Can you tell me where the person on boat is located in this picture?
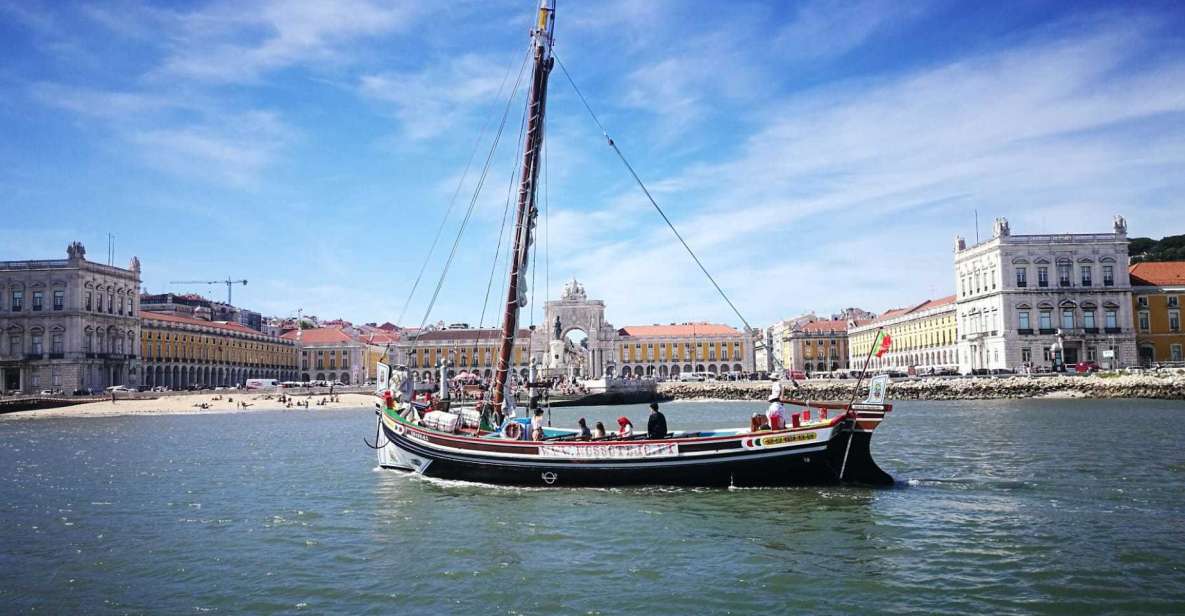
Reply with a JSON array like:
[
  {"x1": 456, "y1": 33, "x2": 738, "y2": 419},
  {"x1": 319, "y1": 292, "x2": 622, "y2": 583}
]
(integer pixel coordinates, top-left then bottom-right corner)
[
  {"x1": 577, "y1": 417, "x2": 592, "y2": 439},
  {"x1": 530, "y1": 407, "x2": 546, "y2": 441},
  {"x1": 766, "y1": 388, "x2": 786, "y2": 430},
  {"x1": 616, "y1": 416, "x2": 634, "y2": 438},
  {"x1": 750, "y1": 412, "x2": 769, "y2": 431},
  {"x1": 646, "y1": 402, "x2": 667, "y2": 439},
  {"x1": 503, "y1": 382, "x2": 517, "y2": 418},
  {"x1": 592, "y1": 421, "x2": 607, "y2": 438}
]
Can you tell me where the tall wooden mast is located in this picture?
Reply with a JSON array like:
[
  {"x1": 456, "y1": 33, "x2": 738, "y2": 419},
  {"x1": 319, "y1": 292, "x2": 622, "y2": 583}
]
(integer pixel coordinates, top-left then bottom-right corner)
[{"x1": 492, "y1": 0, "x2": 555, "y2": 410}]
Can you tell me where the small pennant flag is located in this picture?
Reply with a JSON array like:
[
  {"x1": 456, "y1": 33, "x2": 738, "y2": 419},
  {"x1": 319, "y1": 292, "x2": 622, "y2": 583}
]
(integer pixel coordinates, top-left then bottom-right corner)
[{"x1": 874, "y1": 330, "x2": 892, "y2": 357}]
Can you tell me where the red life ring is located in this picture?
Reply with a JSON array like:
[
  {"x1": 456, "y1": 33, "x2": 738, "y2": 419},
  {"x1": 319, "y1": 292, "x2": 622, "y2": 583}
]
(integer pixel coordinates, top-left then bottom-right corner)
[{"x1": 503, "y1": 422, "x2": 523, "y2": 440}]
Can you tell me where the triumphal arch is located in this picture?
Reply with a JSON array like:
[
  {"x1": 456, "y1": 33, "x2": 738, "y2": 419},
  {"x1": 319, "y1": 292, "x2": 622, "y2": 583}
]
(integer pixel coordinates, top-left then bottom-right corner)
[{"x1": 530, "y1": 279, "x2": 618, "y2": 378}]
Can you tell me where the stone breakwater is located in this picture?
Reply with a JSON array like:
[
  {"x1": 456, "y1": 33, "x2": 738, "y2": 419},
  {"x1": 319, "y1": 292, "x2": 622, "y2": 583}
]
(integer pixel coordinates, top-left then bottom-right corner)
[{"x1": 658, "y1": 372, "x2": 1185, "y2": 401}]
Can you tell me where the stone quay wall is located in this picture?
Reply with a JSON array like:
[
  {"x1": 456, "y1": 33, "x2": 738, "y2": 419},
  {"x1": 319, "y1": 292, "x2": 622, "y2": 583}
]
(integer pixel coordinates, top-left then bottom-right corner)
[{"x1": 658, "y1": 372, "x2": 1185, "y2": 401}]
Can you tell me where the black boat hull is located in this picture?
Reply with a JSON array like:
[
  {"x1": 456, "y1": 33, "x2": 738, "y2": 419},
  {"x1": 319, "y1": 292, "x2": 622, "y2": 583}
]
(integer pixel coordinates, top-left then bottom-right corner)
[{"x1": 379, "y1": 420, "x2": 892, "y2": 488}]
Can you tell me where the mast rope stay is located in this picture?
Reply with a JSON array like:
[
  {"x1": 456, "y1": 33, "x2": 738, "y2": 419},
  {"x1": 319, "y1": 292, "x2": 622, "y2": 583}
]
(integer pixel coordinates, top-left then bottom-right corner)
[
  {"x1": 396, "y1": 44, "x2": 531, "y2": 328},
  {"x1": 554, "y1": 55, "x2": 754, "y2": 333},
  {"x1": 470, "y1": 85, "x2": 531, "y2": 374},
  {"x1": 417, "y1": 44, "x2": 533, "y2": 332}
]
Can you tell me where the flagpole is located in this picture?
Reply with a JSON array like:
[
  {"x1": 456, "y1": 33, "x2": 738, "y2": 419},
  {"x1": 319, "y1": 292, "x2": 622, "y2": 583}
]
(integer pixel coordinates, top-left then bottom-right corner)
[
  {"x1": 840, "y1": 326, "x2": 884, "y2": 480},
  {"x1": 847, "y1": 327, "x2": 883, "y2": 407}
]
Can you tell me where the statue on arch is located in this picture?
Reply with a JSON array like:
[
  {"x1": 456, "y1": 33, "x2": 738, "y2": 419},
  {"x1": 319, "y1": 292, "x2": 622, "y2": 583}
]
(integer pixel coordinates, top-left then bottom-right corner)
[{"x1": 553, "y1": 316, "x2": 562, "y2": 341}]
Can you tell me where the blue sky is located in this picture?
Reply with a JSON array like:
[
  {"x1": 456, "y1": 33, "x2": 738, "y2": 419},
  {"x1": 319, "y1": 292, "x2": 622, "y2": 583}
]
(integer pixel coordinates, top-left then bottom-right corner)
[{"x1": 2, "y1": 0, "x2": 1184, "y2": 331}]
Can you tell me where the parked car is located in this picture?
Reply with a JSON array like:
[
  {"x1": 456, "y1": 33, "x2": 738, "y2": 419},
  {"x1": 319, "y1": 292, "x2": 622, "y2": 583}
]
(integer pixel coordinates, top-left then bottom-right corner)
[
  {"x1": 39, "y1": 389, "x2": 62, "y2": 396},
  {"x1": 787, "y1": 370, "x2": 807, "y2": 381},
  {"x1": 105, "y1": 385, "x2": 133, "y2": 392},
  {"x1": 1074, "y1": 361, "x2": 1100, "y2": 374}
]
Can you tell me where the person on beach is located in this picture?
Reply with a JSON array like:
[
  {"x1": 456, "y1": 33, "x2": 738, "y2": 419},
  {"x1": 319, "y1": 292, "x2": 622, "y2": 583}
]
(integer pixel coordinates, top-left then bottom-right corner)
[
  {"x1": 616, "y1": 416, "x2": 633, "y2": 438},
  {"x1": 646, "y1": 402, "x2": 667, "y2": 439},
  {"x1": 577, "y1": 417, "x2": 591, "y2": 439},
  {"x1": 593, "y1": 421, "x2": 607, "y2": 438}
]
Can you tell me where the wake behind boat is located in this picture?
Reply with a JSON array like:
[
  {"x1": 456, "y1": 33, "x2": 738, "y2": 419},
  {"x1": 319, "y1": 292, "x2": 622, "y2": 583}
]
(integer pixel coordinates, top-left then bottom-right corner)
[{"x1": 368, "y1": 1, "x2": 897, "y2": 488}]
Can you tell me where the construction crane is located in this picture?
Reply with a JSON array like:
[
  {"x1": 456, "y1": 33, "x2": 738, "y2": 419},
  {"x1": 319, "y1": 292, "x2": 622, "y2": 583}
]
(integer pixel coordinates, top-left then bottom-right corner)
[{"x1": 169, "y1": 278, "x2": 248, "y2": 305}]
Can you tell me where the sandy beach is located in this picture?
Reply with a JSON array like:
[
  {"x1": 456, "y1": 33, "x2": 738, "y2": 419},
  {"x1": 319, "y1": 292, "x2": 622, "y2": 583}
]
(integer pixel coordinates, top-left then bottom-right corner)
[{"x1": 0, "y1": 392, "x2": 377, "y2": 420}]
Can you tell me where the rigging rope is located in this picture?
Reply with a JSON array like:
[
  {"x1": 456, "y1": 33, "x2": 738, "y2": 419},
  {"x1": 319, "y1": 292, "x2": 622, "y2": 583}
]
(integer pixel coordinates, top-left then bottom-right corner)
[
  {"x1": 417, "y1": 45, "x2": 532, "y2": 332},
  {"x1": 544, "y1": 133, "x2": 551, "y2": 309},
  {"x1": 396, "y1": 45, "x2": 528, "y2": 327},
  {"x1": 471, "y1": 85, "x2": 531, "y2": 371},
  {"x1": 554, "y1": 55, "x2": 754, "y2": 333}
]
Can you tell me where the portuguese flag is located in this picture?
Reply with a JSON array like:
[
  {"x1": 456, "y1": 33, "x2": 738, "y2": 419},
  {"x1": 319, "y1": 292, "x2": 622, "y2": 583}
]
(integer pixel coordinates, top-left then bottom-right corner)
[{"x1": 874, "y1": 330, "x2": 892, "y2": 357}]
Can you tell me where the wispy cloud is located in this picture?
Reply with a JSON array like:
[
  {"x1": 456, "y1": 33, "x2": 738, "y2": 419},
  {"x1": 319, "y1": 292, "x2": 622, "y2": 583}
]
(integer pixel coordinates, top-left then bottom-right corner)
[
  {"x1": 359, "y1": 52, "x2": 520, "y2": 140},
  {"x1": 551, "y1": 17, "x2": 1185, "y2": 325},
  {"x1": 159, "y1": 0, "x2": 421, "y2": 83},
  {"x1": 30, "y1": 82, "x2": 291, "y2": 187},
  {"x1": 774, "y1": 0, "x2": 931, "y2": 59},
  {"x1": 129, "y1": 110, "x2": 293, "y2": 186},
  {"x1": 29, "y1": 82, "x2": 180, "y2": 119}
]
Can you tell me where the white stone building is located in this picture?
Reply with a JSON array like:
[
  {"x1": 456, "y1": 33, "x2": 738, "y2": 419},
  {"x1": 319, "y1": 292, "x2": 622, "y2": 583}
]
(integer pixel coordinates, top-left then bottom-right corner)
[
  {"x1": 0, "y1": 242, "x2": 142, "y2": 393},
  {"x1": 954, "y1": 216, "x2": 1137, "y2": 373}
]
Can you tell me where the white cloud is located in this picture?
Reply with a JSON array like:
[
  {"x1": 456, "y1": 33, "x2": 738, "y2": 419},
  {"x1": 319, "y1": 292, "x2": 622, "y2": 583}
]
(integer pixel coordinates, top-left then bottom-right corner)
[
  {"x1": 159, "y1": 0, "x2": 420, "y2": 83},
  {"x1": 774, "y1": 0, "x2": 930, "y2": 59},
  {"x1": 30, "y1": 81, "x2": 291, "y2": 187},
  {"x1": 359, "y1": 53, "x2": 520, "y2": 140},
  {"x1": 545, "y1": 19, "x2": 1185, "y2": 327},
  {"x1": 129, "y1": 110, "x2": 293, "y2": 187},
  {"x1": 29, "y1": 82, "x2": 179, "y2": 119}
]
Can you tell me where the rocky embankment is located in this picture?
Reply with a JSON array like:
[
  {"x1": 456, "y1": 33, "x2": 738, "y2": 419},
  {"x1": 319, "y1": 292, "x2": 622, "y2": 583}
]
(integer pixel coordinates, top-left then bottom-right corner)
[{"x1": 659, "y1": 371, "x2": 1185, "y2": 401}]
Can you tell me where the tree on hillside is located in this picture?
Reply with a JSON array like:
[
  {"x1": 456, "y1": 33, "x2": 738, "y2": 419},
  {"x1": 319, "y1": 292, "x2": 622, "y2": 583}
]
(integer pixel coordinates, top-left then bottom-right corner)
[
  {"x1": 1129, "y1": 234, "x2": 1185, "y2": 263},
  {"x1": 1128, "y1": 237, "x2": 1157, "y2": 256}
]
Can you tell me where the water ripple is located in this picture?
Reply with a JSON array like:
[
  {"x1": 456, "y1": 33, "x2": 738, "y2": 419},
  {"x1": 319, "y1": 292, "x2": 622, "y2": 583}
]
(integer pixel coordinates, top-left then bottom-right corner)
[{"x1": 0, "y1": 400, "x2": 1183, "y2": 614}]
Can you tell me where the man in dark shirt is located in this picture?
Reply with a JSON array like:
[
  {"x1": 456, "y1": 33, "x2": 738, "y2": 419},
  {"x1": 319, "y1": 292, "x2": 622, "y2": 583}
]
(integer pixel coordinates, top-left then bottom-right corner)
[{"x1": 646, "y1": 402, "x2": 668, "y2": 439}]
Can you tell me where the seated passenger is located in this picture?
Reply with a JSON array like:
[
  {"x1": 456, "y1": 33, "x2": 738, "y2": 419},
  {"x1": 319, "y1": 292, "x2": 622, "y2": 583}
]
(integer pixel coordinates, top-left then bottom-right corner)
[
  {"x1": 616, "y1": 416, "x2": 634, "y2": 438},
  {"x1": 577, "y1": 417, "x2": 592, "y2": 439},
  {"x1": 592, "y1": 421, "x2": 607, "y2": 438}
]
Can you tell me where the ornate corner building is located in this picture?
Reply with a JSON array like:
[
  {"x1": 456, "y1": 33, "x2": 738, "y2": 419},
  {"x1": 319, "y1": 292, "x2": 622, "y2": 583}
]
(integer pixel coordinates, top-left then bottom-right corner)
[
  {"x1": 953, "y1": 216, "x2": 1138, "y2": 373},
  {"x1": 0, "y1": 242, "x2": 142, "y2": 393}
]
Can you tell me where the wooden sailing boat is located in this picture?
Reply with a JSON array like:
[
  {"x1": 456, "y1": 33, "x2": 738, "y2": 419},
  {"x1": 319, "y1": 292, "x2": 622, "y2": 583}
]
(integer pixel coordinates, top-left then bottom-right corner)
[{"x1": 370, "y1": 0, "x2": 895, "y2": 487}]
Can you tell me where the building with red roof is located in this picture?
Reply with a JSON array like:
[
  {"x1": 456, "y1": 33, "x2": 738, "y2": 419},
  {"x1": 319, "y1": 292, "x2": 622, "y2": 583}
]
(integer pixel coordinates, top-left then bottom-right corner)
[
  {"x1": 385, "y1": 280, "x2": 755, "y2": 383},
  {"x1": 140, "y1": 310, "x2": 298, "y2": 388},
  {"x1": 614, "y1": 322, "x2": 751, "y2": 379},
  {"x1": 388, "y1": 327, "x2": 535, "y2": 383},
  {"x1": 281, "y1": 327, "x2": 366, "y2": 384},
  {"x1": 848, "y1": 295, "x2": 957, "y2": 374},
  {"x1": 776, "y1": 318, "x2": 852, "y2": 375},
  {"x1": 1130, "y1": 261, "x2": 1185, "y2": 364}
]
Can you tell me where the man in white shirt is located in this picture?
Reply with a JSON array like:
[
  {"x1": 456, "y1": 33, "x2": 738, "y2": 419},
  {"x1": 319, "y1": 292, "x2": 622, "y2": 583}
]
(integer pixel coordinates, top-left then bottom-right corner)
[{"x1": 766, "y1": 386, "x2": 786, "y2": 430}]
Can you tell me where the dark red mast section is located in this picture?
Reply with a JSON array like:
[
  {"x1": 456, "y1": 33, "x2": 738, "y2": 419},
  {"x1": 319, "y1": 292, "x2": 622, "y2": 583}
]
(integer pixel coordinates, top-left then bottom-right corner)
[{"x1": 492, "y1": 1, "x2": 555, "y2": 410}]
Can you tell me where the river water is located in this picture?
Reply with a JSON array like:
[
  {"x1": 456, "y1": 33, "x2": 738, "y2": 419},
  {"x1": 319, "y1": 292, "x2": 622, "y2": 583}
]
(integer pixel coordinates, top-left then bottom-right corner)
[{"x1": 1, "y1": 399, "x2": 1183, "y2": 614}]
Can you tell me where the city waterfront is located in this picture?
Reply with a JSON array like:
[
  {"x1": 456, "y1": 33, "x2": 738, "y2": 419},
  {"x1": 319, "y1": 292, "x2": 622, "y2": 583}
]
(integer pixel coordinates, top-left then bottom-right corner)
[{"x1": 2, "y1": 400, "x2": 1183, "y2": 614}]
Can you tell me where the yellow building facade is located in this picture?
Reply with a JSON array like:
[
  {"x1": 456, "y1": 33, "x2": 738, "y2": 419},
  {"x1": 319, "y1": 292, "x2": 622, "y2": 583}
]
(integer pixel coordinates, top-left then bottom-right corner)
[
  {"x1": 1131, "y1": 262, "x2": 1185, "y2": 365},
  {"x1": 392, "y1": 328, "x2": 534, "y2": 382},
  {"x1": 849, "y1": 296, "x2": 958, "y2": 373},
  {"x1": 141, "y1": 311, "x2": 298, "y2": 388},
  {"x1": 615, "y1": 323, "x2": 751, "y2": 379}
]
